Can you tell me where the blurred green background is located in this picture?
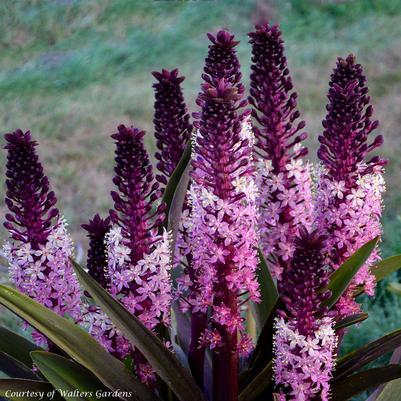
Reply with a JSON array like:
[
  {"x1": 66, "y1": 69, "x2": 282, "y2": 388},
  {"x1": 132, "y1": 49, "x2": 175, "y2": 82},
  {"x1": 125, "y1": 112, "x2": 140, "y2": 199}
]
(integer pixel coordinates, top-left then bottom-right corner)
[{"x1": 1, "y1": 1, "x2": 401, "y2": 398}]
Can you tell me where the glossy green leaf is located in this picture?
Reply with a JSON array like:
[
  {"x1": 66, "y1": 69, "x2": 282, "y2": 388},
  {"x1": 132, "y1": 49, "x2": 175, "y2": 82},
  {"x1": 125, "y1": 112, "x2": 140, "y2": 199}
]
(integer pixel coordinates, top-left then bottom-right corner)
[
  {"x1": 373, "y1": 377, "x2": 401, "y2": 401},
  {"x1": 0, "y1": 285, "x2": 158, "y2": 401},
  {"x1": 168, "y1": 162, "x2": 190, "y2": 257},
  {"x1": 334, "y1": 313, "x2": 368, "y2": 331},
  {"x1": 373, "y1": 255, "x2": 401, "y2": 282},
  {"x1": 0, "y1": 326, "x2": 39, "y2": 367},
  {"x1": 369, "y1": 347, "x2": 401, "y2": 400},
  {"x1": 334, "y1": 328, "x2": 401, "y2": 380},
  {"x1": 238, "y1": 361, "x2": 272, "y2": 401},
  {"x1": 331, "y1": 365, "x2": 401, "y2": 401},
  {"x1": 31, "y1": 351, "x2": 114, "y2": 401},
  {"x1": 0, "y1": 379, "x2": 61, "y2": 401},
  {"x1": 161, "y1": 141, "x2": 192, "y2": 229},
  {"x1": 324, "y1": 236, "x2": 379, "y2": 309},
  {"x1": 0, "y1": 352, "x2": 41, "y2": 380},
  {"x1": 251, "y1": 249, "x2": 278, "y2": 330},
  {"x1": 71, "y1": 260, "x2": 206, "y2": 401}
]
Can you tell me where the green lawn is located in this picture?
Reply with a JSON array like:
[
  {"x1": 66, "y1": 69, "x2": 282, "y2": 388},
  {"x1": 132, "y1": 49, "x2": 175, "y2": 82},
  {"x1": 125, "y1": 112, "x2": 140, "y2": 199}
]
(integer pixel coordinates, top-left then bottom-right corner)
[{"x1": 1, "y1": 1, "x2": 401, "y2": 398}]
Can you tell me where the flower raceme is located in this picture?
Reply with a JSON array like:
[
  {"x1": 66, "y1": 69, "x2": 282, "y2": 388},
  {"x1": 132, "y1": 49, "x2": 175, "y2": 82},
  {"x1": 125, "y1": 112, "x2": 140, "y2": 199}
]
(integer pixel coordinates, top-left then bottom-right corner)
[
  {"x1": 2, "y1": 129, "x2": 81, "y2": 346},
  {"x1": 316, "y1": 54, "x2": 387, "y2": 317},
  {"x1": 186, "y1": 29, "x2": 260, "y2": 401},
  {"x1": 107, "y1": 125, "x2": 171, "y2": 330},
  {"x1": 176, "y1": 30, "x2": 253, "y2": 391},
  {"x1": 83, "y1": 125, "x2": 172, "y2": 383},
  {"x1": 248, "y1": 23, "x2": 313, "y2": 280}
]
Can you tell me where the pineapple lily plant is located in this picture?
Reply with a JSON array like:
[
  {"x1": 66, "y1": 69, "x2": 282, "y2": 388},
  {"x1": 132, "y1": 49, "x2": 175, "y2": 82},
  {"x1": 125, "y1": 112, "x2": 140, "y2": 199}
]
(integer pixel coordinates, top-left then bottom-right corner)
[{"x1": 1, "y1": 23, "x2": 401, "y2": 401}]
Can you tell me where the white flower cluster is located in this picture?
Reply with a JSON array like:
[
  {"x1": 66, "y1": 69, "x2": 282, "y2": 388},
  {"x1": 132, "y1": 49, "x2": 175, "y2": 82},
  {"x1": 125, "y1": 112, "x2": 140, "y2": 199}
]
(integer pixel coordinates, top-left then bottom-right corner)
[
  {"x1": 315, "y1": 167, "x2": 385, "y2": 316},
  {"x1": 3, "y1": 218, "x2": 82, "y2": 346},
  {"x1": 83, "y1": 227, "x2": 172, "y2": 362},
  {"x1": 273, "y1": 317, "x2": 337, "y2": 401}
]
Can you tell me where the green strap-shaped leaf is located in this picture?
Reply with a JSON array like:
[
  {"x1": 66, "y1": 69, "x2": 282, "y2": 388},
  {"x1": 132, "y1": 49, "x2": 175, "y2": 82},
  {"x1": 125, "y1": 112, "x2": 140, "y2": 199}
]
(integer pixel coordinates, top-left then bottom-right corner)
[
  {"x1": 331, "y1": 365, "x2": 401, "y2": 401},
  {"x1": 161, "y1": 141, "x2": 192, "y2": 229},
  {"x1": 323, "y1": 236, "x2": 379, "y2": 309},
  {"x1": 334, "y1": 328, "x2": 401, "y2": 380},
  {"x1": 373, "y1": 255, "x2": 401, "y2": 282},
  {"x1": 238, "y1": 361, "x2": 272, "y2": 401},
  {"x1": 0, "y1": 352, "x2": 41, "y2": 380},
  {"x1": 367, "y1": 348, "x2": 401, "y2": 400},
  {"x1": 240, "y1": 299, "x2": 280, "y2": 391},
  {"x1": 251, "y1": 249, "x2": 278, "y2": 331},
  {"x1": 168, "y1": 162, "x2": 190, "y2": 259},
  {"x1": 355, "y1": 255, "x2": 401, "y2": 297},
  {"x1": 0, "y1": 326, "x2": 40, "y2": 367},
  {"x1": 71, "y1": 260, "x2": 206, "y2": 401},
  {"x1": 334, "y1": 313, "x2": 368, "y2": 331},
  {"x1": 31, "y1": 351, "x2": 115, "y2": 401},
  {"x1": 373, "y1": 378, "x2": 401, "y2": 401},
  {"x1": 0, "y1": 285, "x2": 159, "y2": 401},
  {"x1": 0, "y1": 378, "x2": 62, "y2": 401}
]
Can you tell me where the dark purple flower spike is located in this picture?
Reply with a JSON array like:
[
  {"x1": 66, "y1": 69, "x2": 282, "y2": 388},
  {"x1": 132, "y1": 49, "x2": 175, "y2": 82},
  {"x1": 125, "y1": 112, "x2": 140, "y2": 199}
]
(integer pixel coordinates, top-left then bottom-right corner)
[
  {"x1": 274, "y1": 228, "x2": 337, "y2": 400},
  {"x1": 82, "y1": 214, "x2": 111, "y2": 289},
  {"x1": 318, "y1": 54, "x2": 387, "y2": 184},
  {"x1": 4, "y1": 129, "x2": 58, "y2": 247},
  {"x1": 3, "y1": 129, "x2": 82, "y2": 345},
  {"x1": 279, "y1": 228, "x2": 331, "y2": 336},
  {"x1": 249, "y1": 22, "x2": 307, "y2": 170},
  {"x1": 188, "y1": 30, "x2": 259, "y2": 401},
  {"x1": 109, "y1": 124, "x2": 165, "y2": 265},
  {"x1": 316, "y1": 55, "x2": 387, "y2": 317},
  {"x1": 152, "y1": 68, "x2": 192, "y2": 184},
  {"x1": 248, "y1": 23, "x2": 313, "y2": 280}
]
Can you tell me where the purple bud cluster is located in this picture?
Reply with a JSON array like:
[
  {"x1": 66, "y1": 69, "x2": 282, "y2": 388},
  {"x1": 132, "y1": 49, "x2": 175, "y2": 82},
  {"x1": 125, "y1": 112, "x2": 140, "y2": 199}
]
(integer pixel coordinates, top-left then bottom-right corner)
[
  {"x1": 82, "y1": 214, "x2": 111, "y2": 289},
  {"x1": 279, "y1": 229, "x2": 331, "y2": 336},
  {"x1": 152, "y1": 68, "x2": 192, "y2": 183},
  {"x1": 4, "y1": 130, "x2": 58, "y2": 246}
]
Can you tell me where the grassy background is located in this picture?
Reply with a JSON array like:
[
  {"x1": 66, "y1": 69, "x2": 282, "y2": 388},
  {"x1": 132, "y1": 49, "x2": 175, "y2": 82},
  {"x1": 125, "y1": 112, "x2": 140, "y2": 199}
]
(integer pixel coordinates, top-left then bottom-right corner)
[{"x1": 1, "y1": 0, "x2": 401, "y2": 398}]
